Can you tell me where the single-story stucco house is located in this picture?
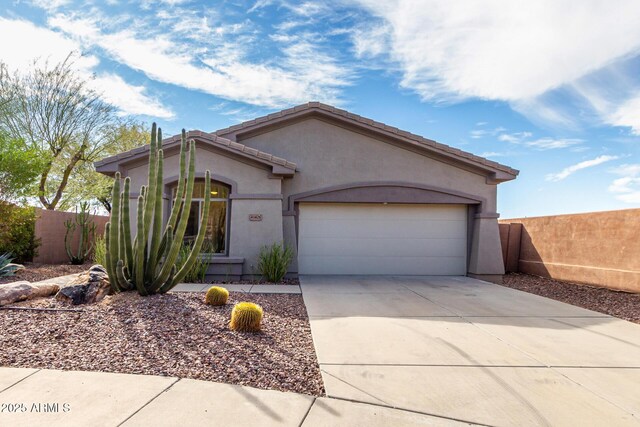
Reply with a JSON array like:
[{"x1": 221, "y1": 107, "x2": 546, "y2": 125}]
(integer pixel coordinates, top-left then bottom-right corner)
[{"x1": 95, "y1": 102, "x2": 518, "y2": 283}]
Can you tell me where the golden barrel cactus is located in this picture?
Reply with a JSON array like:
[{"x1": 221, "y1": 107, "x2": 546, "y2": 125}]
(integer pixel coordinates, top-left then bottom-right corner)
[
  {"x1": 205, "y1": 286, "x2": 229, "y2": 306},
  {"x1": 230, "y1": 302, "x2": 263, "y2": 332}
]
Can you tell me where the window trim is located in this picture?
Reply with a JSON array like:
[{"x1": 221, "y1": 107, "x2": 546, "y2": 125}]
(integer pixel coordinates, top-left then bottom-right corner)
[{"x1": 171, "y1": 180, "x2": 231, "y2": 256}]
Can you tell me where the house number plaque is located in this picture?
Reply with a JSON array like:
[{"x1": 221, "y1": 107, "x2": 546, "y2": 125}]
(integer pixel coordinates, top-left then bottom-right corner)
[{"x1": 249, "y1": 214, "x2": 263, "y2": 221}]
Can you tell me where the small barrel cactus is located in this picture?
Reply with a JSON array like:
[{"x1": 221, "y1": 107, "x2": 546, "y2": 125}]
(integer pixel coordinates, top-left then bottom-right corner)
[
  {"x1": 230, "y1": 302, "x2": 263, "y2": 332},
  {"x1": 205, "y1": 286, "x2": 229, "y2": 306}
]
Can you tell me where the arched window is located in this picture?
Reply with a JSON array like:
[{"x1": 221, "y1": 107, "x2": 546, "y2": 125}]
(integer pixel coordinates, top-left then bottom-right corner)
[{"x1": 171, "y1": 180, "x2": 229, "y2": 255}]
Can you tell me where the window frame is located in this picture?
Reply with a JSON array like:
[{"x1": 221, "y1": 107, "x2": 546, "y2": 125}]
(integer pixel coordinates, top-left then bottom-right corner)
[{"x1": 171, "y1": 180, "x2": 231, "y2": 256}]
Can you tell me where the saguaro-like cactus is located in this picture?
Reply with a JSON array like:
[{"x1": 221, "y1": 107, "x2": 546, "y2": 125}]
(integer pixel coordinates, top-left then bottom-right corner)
[
  {"x1": 64, "y1": 202, "x2": 97, "y2": 265},
  {"x1": 105, "y1": 124, "x2": 211, "y2": 295}
]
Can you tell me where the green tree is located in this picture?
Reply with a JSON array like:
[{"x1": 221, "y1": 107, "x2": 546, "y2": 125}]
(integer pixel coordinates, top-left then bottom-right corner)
[
  {"x1": 60, "y1": 121, "x2": 150, "y2": 212},
  {"x1": 0, "y1": 131, "x2": 45, "y2": 201},
  {"x1": 0, "y1": 55, "x2": 120, "y2": 210}
]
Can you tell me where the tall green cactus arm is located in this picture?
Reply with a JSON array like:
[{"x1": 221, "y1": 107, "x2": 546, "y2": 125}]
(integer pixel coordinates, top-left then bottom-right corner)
[
  {"x1": 143, "y1": 128, "x2": 159, "y2": 282},
  {"x1": 104, "y1": 222, "x2": 118, "y2": 293},
  {"x1": 84, "y1": 222, "x2": 97, "y2": 260},
  {"x1": 151, "y1": 139, "x2": 197, "y2": 291},
  {"x1": 143, "y1": 124, "x2": 157, "y2": 239},
  {"x1": 158, "y1": 130, "x2": 187, "y2": 256},
  {"x1": 116, "y1": 260, "x2": 132, "y2": 290},
  {"x1": 134, "y1": 195, "x2": 148, "y2": 296},
  {"x1": 121, "y1": 177, "x2": 134, "y2": 275},
  {"x1": 107, "y1": 172, "x2": 122, "y2": 291},
  {"x1": 166, "y1": 130, "x2": 187, "y2": 232},
  {"x1": 164, "y1": 170, "x2": 211, "y2": 291},
  {"x1": 163, "y1": 225, "x2": 173, "y2": 259},
  {"x1": 63, "y1": 220, "x2": 76, "y2": 262},
  {"x1": 146, "y1": 149, "x2": 165, "y2": 280},
  {"x1": 118, "y1": 193, "x2": 126, "y2": 273}
]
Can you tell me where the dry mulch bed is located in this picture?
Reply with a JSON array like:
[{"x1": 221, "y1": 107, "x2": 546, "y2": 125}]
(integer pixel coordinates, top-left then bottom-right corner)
[
  {"x1": 0, "y1": 263, "x2": 90, "y2": 285},
  {"x1": 212, "y1": 278, "x2": 300, "y2": 286},
  {"x1": 502, "y1": 273, "x2": 640, "y2": 324},
  {"x1": 0, "y1": 292, "x2": 324, "y2": 396}
]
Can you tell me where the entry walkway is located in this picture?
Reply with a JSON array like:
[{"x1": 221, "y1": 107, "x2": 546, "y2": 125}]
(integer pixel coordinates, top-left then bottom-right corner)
[{"x1": 301, "y1": 275, "x2": 640, "y2": 426}]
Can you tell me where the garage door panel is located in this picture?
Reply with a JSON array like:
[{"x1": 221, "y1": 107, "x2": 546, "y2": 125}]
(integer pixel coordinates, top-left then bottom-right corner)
[
  {"x1": 298, "y1": 255, "x2": 466, "y2": 275},
  {"x1": 300, "y1": 203, "x2": 466, "y2": 221},
  {"x1": 298, "y1": 203, "x2": 468, "y2": 275},
  {"x1": 300, "y1": 219, "x2": 466, "y2": 239},
  {"x1": 299, "y1": 237, "x2": 467, "y2": 257}
]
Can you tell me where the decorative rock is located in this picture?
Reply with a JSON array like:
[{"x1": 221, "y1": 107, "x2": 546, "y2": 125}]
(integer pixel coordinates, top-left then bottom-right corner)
[
  {"x1": 0, "y1": 281, "x2": 60, "y2": 306},
  {"x1": 56, "y1": 264, "x2": 111, "y2": 305}
]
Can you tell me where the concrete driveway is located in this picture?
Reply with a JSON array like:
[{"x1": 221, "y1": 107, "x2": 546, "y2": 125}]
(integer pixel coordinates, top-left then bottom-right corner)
[{"x1": 301, "y1": 275, "x2": 640, "y2": 426}]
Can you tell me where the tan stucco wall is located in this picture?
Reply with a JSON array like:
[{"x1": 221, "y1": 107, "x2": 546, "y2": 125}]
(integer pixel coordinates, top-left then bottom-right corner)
[
  {"x1": 228, "y1": 199, "x2": 284, "y2": 273},
  {"x1": 125, "y1": 146, "x2": 281, "y2": 194},
  {"x1": 123, "y1": 146, "x2": 283, "y2": 275},
  {"x1": 240, "y1": 118, "x2": 496, "y2": 211},
  {"x1": 240, "y1": 118, "x2": 504, "y2": 277},
  {"x1": 34, "y1": 208, "x2": 109, "y2": 264},
  {"x1": 500, "y1": 209, "x2": 640, "y2": 293}
]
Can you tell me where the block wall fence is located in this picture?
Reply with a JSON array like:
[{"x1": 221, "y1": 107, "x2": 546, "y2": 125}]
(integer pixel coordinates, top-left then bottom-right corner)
[
  {"x1": 499, "y1": 208, "x2": 640, "y2": 293},
  {"x1": 33, "y1": 208, "x2": 109, "y2": 264}
]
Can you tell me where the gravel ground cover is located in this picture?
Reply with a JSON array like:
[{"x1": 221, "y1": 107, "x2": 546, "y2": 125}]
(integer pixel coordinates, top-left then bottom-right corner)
[
  {"x1": 210, "y1": 278, "x2": 300, "y2": 286},
  {"x1": 502, "y1": 273, "x2": 640, "y2": 324},
  {"x1": 0, "y1": 291, "x2": 324, "y2": 396},
  {"x1": 0, "y1": 263, "x2": 90, "y2": 285}
]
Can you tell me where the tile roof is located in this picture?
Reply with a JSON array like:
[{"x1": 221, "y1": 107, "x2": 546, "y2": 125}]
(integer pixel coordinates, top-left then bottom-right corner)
[
  {"x1": 94, "y1": 130, "x2": 297, "y2": 171},
  {"x1": 215, "y1": 102, "x2": 518, "y2": 177}
]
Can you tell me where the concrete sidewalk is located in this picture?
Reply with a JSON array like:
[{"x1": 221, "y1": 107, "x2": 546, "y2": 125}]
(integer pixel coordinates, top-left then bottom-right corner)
[
  {"x1": 301, "y1": 275, "x2": 640, "y2": 426},
  {"x1": 0, "y1": 368, "x2": 466, "y2": 426}
]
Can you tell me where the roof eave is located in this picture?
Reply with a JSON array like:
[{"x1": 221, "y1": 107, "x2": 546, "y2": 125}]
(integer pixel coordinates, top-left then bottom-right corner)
[{"x1": 94, "y1": 131, "x2": 297, "y2": 177}]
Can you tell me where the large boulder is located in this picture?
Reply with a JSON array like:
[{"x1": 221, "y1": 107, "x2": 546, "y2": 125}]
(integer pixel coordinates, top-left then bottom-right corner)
[
  {"x1": 56, "y1": 264, "x2": 111, "y2": 305},
  {"x1": 0, "y1": 281, "x2": 60, "y2": 306}
]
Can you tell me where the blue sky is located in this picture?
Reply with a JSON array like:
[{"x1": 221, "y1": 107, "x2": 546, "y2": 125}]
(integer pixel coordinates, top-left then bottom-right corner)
[{"x1": 2, "y1": 0, "x2": 640, "y2": 218}]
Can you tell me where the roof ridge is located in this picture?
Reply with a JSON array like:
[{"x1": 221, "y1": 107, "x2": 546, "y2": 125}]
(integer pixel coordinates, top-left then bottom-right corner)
[{"x1": 214, "y1": 102, "x2": 518, "y2": 176}]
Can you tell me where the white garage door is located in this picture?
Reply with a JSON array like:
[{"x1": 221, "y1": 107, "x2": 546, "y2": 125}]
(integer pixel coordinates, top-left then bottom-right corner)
[{"x1": 298, "y1": 203, "x2": 467, "y2": 275}]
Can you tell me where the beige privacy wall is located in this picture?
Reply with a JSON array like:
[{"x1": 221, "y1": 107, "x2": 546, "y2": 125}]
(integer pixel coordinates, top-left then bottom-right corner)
[
  {"x1": 34, "y1": 208, "x2": 109, "y2": 264},
  {"x1": 499, "y1": 208, "x2": 640, "y2": 293}
]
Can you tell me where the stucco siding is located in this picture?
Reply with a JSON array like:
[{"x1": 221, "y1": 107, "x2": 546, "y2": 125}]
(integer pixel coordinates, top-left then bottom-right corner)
[
  {"x1": 239, "y1": 118, "x2": 504, "y2": 279},
  {"x1": 239, "y1": 118, "x2": 496, "y2": 212},
  {"x1": 229, "y1": 199, "x2": 284, "y2": 275},
  {"x1": 122, "y1": 146, "x2": 284, "y2": 275},
  {"x1": 124, "y1": 146, "x2": 281, "y2": 195}
]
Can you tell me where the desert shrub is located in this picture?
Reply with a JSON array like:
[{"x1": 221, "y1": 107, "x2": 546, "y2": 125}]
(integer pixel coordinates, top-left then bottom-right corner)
[
  {"x1": 257, "y1": 242, "x2": 293, "y2": 283},
  {"x1": 0, "y1": 202, "x2": 39, "y2": 263},
  {"x1": 0, "y1": 252, "x2": 24, "y2": 277},
  {"x1": 230, "y1": 302, "x2": 263, "y2": 332},
  {"x1": 176, "y1": 241, "x2": 208, "y2": 283},
  {"x1": 93, "y1": 235, "x2": 107, "y2": 266},
  {"x1": 205, "y1": 286, "x2": 229, "y2": 306},
  {"x1": 64, "y1": 202, "x2": 97, "y2": 265}
]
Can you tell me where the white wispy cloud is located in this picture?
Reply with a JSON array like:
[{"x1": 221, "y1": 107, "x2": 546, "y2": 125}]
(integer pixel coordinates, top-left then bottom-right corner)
[
  {"x1": 93, "y1": 74, "x2": 173, "y2": 118},
  {"x1": 0, "y1": 17, "x2": 173, "y2": 118},
  {"x1": 469, "y1": 126, "x2": 506, "y2": 139},
  {"x1": 28, "y1": 0, "x2": 70, "y2": 12},
  {"x1": 497, "y1": 131, "x2": 582, "y2": 150},
  {"x1": 606, "y1": 95, "x2": 640, "y2": 136},
  {"x1": 353, "y1": 0, "x2": 640, "y2": 100},
  {"x1": 498, "y1": 132, "x2": 532, "y2": 144},
  {"x1": 546, "y1": 155, "x2": 619, "y2": 182},
  {"x1": 525, "y1": 138, "x2": 583, "y2": 150},
  {"x1": 609, "y1": 164, "x2": 640, "y2": 203},
  {"x1": 351, "y1": 0, "x2": 640, "y2": 133},
  {"x1": 49, "y1": 13, "x2": 353, "y2": 108},
  {"x1": 479, "y1": 151, "x2": 508, "y2": 158}
]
